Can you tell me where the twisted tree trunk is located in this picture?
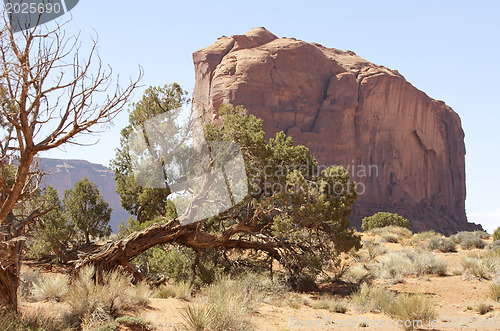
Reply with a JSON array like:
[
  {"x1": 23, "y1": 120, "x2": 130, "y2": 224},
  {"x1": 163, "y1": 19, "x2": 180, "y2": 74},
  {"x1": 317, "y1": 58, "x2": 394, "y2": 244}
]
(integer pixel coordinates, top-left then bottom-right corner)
[{"x1": 75, "y1": 218, "x2": 282, "y2": 282}]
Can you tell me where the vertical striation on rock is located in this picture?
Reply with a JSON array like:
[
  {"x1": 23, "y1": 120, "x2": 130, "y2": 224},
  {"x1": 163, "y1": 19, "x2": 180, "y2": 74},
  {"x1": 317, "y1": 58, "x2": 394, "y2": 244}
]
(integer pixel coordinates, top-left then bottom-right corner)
[{"x1": 193, "y1": 27, "x2": 481, "y2": 234}]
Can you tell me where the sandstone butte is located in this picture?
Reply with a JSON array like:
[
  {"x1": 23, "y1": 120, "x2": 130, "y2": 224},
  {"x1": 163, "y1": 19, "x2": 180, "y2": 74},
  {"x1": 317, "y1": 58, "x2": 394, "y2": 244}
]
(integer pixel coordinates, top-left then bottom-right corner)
[{"x1": 192, "y1": 27, "x2": 481, "y2": 235}]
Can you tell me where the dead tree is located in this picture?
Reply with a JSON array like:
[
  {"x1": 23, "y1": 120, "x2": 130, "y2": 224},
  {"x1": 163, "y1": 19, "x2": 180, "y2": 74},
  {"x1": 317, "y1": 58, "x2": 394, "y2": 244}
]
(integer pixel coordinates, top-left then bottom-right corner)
[{"x1": 0, "y1": 14, "x2": 141, "y2": 310}]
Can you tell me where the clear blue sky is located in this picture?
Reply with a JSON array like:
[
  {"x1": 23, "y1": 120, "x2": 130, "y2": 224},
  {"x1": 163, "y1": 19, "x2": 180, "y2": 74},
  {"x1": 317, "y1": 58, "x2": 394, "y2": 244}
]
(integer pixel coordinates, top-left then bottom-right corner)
[{"x1": 40, "y1": 0, "x2": 500, "y2": 232}]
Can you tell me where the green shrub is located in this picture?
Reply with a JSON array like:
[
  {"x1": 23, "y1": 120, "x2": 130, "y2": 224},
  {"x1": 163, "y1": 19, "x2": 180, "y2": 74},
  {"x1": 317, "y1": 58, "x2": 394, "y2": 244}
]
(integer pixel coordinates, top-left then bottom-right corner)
[
  {"x1": 388, "y1": 293, "x2": 437, "y2": 331},
  {"x1": 493, "y1": 227, "x2": 500, "y2": 242},
  {"x1": 362, "y1": 212, "x2": 410, "y2": 231},
  {"x1": 115, "y1": 316, "x2": 149, "y2": 329}
]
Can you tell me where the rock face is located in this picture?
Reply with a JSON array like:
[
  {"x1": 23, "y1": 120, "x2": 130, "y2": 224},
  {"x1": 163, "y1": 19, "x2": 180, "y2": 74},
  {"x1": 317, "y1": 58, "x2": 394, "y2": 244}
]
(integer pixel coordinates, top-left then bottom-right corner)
[
  {"x1": 192, "y1": 27, "x2": 481, "y2": 234},
  {"x1": 40, "y1": 158, "x2": 130, "y2": 232}
]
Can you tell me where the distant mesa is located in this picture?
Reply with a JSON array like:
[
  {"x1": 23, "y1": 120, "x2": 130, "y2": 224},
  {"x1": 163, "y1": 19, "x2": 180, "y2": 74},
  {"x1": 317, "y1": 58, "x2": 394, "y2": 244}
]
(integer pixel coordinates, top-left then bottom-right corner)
[
  {"x1": 40, "y1": 158, "x2": 129, "y2": 233},
  {"x1": 192, "y1": 27, "x2": 481, "y2": 234}
]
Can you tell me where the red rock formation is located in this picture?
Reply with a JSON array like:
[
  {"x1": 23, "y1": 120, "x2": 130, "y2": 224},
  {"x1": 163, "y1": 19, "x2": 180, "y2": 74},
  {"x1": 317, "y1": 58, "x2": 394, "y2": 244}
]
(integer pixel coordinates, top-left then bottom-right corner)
[{"x1": 193, "y1": 27, "x2": 481, "y2": 234}]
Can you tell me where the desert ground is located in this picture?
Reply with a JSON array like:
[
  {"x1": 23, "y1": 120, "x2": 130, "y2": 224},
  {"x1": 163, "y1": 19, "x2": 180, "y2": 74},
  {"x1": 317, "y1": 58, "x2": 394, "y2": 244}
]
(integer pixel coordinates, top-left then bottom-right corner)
[{"x1": 16, "y1": 228, "x2": 500, "y2": 331}]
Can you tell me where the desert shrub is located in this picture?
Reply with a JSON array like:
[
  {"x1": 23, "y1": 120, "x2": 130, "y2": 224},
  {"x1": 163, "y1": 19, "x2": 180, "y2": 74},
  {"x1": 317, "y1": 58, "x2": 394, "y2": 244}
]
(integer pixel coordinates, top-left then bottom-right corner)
[
  {"x1": 367, "y1": 226, "x2": 412, "y2": 237},
  {"x1": 476, "y1": 303, "x2": 493, "y2": 315},
  {"x1": 388, "y1": 293, "x2": 437, "y2": 331},
  {"x1": 376, "y1": 252, "x2": 413, "y2": 283},
  {"x1": 362, "y1": 212, "x2": 410, "y2": 231},
  {"x1": 312, "y1": 295, "x2": 348, "y2": 313},
  {"x1": 493, "y1": 227, "x2": 500, "y2": 242},
  {"x1": 189, "y1": 275, "x2": 258, "y2": 331},
  {"x1": 367, "y1": 226, "x2": 412, "y2": 243},
  {"x1": 452, "y1": 231, "x2": 486, "y2": 249},
  {"x1": 460, "y1": 256, "x2": 495, "y2": 280},
  {"x1": 403, "y1": 249, "x2": 448, "y2": 276},
  {"x1": 280, "y1": 292, "x2": 311, "y2": 309},
  {"x1": 489, "y1": 240, "x2": 500, "y2": 251},
  {"x1": 115, "y1": 316, "x2": 150, "y2": 329},
  {"x1": 156, "y1": 281, "x2": 192, "y2": 301},
  {"x1": 410, "y1": 230, "x2": 439, "y2": 245},
  {"x1": 66, "y1": 266, "x2": 151, "y2": 326},
  {"x1": 342, "y1": 265, "x2": 371, "y2": 284},
  {"x1": 474, "y1": 230, "x2": 490, "y2": 239},
  {"x1": 428, "y1": 237, "x2": 457, "y2": 253},
  {"x1": 181, "y1": 304, "x2": 216, "y2": 331},
  {"x1": 18, "y1": 270, "x2": 41, "y2": 301},
  {"x1": 360, "y1": 239, "x2": 387, "y2": 262},
  {"x1": 490, "y1": 278, "x2": 500, "y2": 302},
  {"x1": 0, "y1": 310, "x2": 70, "y2": 331},
  {"x1": 32, "y1": 274, "x2": 69, "y2": 302},
  {"x1": 132, "y1": 245, "x2": 195, "y2": 282},
  {"x1": 350, "y1": 283, "x2": 395, "y2": 313}
]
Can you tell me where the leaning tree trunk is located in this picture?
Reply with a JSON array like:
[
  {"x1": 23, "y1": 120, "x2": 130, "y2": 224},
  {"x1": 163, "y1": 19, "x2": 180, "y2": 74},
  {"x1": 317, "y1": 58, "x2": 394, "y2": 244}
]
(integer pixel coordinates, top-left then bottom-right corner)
[{"x1": 75, "y1": 218, "x2": 283, "y2": 283}]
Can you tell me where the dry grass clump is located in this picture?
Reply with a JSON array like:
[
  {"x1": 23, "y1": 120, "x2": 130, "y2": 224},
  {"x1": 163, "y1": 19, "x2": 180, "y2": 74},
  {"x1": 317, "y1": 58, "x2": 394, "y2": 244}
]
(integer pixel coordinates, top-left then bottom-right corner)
[
  {"x1": 403, "y1": 249, "x2": 448, "y2": 276},
  {"x1": 367, "y1": 226, "x2": 412, "y2": 243},
  {"x1": 427, "y1": 237, "x2": 457, "y2": 253},
  {"x1": 32, "y1": 274, "x2": 70, "y2": 302},
  {"x1": 376, "y1": 252, "x2": 413, "y2": 283},
  {"x1": 388, "y1": 293, "x2": 438, "y2": 331},
  {"x1": 0, "y1": 309, "x2": 70, "y2": 331},
  {"x1": 341, "y1": 265, "x2": 371, "y2": 284},
  {"x1": 66, "y1": 266, "x2": 151, "y2": 327},
  {"x1": 156, "y1": 281, "x2": 192, "y2": 300},
  {"x1": 410, "y1": 230, "x2": 440, "y2": 246},
  {"x1": 350, "y1": 283, "x2": 395, "y2": 313},
  {"x1": 461, "y1": 251, "x2": 499, "y2": 280},
  {"x1": 18, "y1": 270, "x2": 41, "y2": 301},
  {"x1": 451, "y1": 231, "x2": 487, "y2": 249},
  {"x1": 182, "y1": 274, "x2": 262, "y2": 331},
  {"x1": 312, "y1": 295, "x2": 348, "y2": 313},
  {"x1": 359, "y1": 239, "x2": 387, "y2": 262},
  {"x1": 490, "y1": 278, "x2": 500, "y2": 302}
]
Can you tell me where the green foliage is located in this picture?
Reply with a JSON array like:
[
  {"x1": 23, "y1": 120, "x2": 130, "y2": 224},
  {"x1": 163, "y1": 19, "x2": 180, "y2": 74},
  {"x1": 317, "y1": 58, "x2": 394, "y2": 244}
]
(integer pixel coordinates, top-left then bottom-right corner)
[
  {"x1": 113, "y1": 89, "x2": 361, "y2": 285},
  {"x1": 111, "y1": 84, "x2": 188, "y2": 223},
  {"x1": 26, "y1": 186, "x2": 72, "y2": 260},
  {"x1": 361, "y1": 212, "x2": 410, "y2": 231},
  {"x1": 63, "y1": 177, "x2": 112, "y2": 244},
  {"x1": 493, "y1": 226, "x2": 500, "y2": 242}
]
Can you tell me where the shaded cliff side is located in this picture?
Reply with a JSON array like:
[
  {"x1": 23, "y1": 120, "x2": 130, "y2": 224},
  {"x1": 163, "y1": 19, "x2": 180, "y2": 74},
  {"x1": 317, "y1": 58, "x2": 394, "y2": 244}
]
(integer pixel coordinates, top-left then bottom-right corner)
[{"x1": 192, "y1": 27, "x2": 481, "y2": 234}]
